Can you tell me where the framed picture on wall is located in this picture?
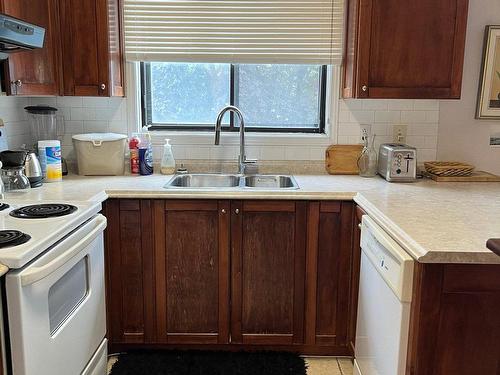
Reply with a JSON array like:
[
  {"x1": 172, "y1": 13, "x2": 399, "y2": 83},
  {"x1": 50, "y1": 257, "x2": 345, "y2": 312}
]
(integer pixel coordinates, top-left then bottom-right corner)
[{"x1": 477, "y1": 25, "x2": 500, "y2": 120}]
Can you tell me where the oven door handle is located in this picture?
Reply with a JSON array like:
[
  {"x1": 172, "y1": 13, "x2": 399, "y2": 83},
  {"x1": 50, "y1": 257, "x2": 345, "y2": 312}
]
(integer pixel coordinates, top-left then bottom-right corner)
[{"x1": 20, "y1": 215, "x2": 107, "y2": 287}]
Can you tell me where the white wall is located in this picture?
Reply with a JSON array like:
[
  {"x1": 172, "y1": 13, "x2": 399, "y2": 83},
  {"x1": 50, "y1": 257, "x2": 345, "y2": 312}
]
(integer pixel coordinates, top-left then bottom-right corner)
[{"x1": 438, "y1": 0, "x2": 500, "y2": 173}]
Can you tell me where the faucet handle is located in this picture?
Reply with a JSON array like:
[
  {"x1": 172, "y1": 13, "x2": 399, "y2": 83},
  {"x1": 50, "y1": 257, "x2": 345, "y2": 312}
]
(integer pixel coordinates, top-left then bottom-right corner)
[{"x1": 242, "y1": 159, "x2": 259, "y2": 175}]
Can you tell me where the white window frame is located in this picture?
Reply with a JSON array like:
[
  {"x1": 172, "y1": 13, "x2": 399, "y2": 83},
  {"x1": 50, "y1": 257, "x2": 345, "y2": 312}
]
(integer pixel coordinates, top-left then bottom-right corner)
[{"x1": 126, "y1": 62, "x2": 340, "y2": 147}]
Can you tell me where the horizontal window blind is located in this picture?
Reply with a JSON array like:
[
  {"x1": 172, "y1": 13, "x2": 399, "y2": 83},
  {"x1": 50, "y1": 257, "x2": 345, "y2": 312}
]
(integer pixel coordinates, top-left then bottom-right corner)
[{"x1": 124, "y1": 0, "x2": 345, "y2": 64}]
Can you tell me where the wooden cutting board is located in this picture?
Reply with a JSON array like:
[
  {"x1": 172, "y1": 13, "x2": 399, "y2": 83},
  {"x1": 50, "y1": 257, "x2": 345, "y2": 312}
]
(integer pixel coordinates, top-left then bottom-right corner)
[
  {"x1": 423, "y1": 171, "x2": 500, "y2": 182},
  {"x1": 325, "y1": 144, "x2": 363, "y2": 175}
]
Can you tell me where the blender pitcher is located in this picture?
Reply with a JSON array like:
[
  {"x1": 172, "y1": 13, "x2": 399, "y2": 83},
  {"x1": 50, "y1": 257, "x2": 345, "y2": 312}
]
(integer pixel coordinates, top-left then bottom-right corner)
[{"x1": 24, "y1": 106, "x2": 65, "y2": 150}]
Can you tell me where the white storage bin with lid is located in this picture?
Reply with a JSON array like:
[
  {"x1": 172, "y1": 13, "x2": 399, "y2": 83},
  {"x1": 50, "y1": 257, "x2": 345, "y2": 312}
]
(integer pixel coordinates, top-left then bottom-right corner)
[{"x1": 72, "y1": 133, "x2": 127, "y2": 176}]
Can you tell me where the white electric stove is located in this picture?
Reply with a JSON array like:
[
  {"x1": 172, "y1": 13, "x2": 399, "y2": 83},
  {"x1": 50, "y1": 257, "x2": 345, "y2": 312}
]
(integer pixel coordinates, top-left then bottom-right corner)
[
  {"x1": 0, "y1": 199, "x2": 108, "y2": 375},
  {"x1": 0, "y1": 200, "x2": 101, "y2": 268}
]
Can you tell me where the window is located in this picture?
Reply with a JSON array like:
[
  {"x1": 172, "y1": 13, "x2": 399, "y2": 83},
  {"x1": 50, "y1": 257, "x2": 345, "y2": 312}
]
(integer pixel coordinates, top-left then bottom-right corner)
[{"x1": 141, "y1": 63, "x2": 327, "y2": 133}]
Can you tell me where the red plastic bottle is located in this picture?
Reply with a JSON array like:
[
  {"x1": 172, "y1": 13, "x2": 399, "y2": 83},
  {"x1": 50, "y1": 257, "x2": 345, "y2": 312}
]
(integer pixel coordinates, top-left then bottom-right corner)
[{"x1": 129, "y1": 136, "x2": 140, "y2": 175}]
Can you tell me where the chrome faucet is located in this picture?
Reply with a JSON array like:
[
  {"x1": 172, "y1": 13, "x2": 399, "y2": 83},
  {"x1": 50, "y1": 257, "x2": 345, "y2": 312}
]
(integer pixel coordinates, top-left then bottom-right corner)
[{"x1": 215, "y1": 106, "x2": 257, "y2": 174}]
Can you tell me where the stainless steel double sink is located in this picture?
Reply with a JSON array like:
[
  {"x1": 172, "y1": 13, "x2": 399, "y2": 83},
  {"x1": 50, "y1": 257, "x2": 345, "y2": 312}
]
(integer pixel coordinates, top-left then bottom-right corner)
[{"x1": 165, "y1": 174, "x2": 299, "y2": 190}]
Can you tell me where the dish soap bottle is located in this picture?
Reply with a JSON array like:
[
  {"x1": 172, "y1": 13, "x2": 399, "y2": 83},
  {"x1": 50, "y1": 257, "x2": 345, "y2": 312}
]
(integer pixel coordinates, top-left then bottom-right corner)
[{"x1": 160, "y1": 139, "x2": 176, "y2": 175}]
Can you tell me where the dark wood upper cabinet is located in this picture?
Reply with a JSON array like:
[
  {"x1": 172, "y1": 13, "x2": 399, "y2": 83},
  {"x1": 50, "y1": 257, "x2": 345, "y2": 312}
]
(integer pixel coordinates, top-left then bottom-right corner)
[
  {"x1": 343, "y1": 0, "x2": 469, "y2": 99},
  {"x1": 0, "y1": 0, "x2": 62, "y2": 96},
  {"x1": 2, "y1": 0, "x2": 124, "y2": 96},
  {"x1": 60, "y1": 0, "x2": 124, "y2": 96},
  {"x1": 230, "y1": 201, "x2": 307, "y2": 346},
  {"x1": 153, "y1": 200, "x2": 230, "y2": 345}
]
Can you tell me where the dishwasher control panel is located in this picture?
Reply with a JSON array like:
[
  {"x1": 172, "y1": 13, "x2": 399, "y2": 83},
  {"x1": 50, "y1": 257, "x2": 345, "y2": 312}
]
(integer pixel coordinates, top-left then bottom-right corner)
[{"x1": 360, "y1": 216, "x2": 415, "y2": 302}]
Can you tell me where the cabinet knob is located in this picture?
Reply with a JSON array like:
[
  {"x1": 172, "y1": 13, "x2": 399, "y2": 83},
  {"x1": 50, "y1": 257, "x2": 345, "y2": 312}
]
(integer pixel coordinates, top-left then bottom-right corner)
[
  {"x1": 234, "y1": 208, "x2": 240, "y2": 214},
  {"x1": 221, "y1": 208, "x2": 226, "y2": 214},
  {"x1": 361, "y1": 85, "x2": 368, "y2": 92},
  {"x1": 12, "y1": 80, "x2": 22, "y2": 87},
  {"x1": 100, "y1": 83, "x2": 106, "y2": 91}
]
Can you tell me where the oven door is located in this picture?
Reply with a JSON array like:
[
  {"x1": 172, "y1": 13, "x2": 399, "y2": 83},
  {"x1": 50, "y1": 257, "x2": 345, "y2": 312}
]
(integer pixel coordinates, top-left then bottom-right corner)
[{"x1": 6, "y1": 215, "x2": 107, "y2": 375}]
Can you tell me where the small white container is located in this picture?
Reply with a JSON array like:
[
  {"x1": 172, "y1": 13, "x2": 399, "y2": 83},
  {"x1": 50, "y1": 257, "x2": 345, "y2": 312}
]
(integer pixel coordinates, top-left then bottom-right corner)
[
  {"x1": 160, "y1": 139, "x2": 176, "y2": 175},
  {"x1": 72, "y1": 133, "x2": 127, "y2": 176},
  {"x1": 38, "y1": 140, "x2": 62, "y2": 182}
]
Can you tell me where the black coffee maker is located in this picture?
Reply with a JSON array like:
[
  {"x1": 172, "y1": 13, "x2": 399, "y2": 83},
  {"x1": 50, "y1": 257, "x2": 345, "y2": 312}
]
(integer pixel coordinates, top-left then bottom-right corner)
[{"x1": 0, "y1": 151, "x2": 31, "y2": 191}]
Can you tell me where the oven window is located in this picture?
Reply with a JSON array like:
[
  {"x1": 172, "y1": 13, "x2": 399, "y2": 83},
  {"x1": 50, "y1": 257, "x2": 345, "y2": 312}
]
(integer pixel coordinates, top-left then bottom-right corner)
[{"x1": 48, "y1": 257, "x2": 89, "y2": 335}]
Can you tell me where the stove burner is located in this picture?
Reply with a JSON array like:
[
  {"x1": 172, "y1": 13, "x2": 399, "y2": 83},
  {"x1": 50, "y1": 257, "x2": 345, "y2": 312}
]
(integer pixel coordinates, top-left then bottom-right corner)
[
  {"x1": 9, "y1": 204, "x2": 78, "y2": 219},
  {"x1": 0, "y1": 230, "x2": 31, "y2": 248},
  {"x1": 0, "y1": 203, "x2": 9, "y2": 211}
]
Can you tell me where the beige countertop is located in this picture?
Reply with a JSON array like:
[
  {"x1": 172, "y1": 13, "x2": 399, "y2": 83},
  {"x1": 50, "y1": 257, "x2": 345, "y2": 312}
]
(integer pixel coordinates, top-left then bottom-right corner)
[{"x1": 7, "y1": 173, "x2": 500, "y2": 265}]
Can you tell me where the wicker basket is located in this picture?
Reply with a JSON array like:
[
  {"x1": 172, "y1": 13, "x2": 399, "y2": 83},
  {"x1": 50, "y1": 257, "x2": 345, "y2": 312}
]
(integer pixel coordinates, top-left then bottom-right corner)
[{"x1": 424, "y1": 161, "x2": 475, "y2": 177}]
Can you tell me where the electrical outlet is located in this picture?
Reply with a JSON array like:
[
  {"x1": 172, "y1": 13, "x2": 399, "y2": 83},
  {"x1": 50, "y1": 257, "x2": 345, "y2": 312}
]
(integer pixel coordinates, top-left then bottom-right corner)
[
  {"x1": 393, "y1": 124, "x2": 407, "y2": 144},
  {"x1": 360, "y1": 124, "x2": 372, "y2": 142}
]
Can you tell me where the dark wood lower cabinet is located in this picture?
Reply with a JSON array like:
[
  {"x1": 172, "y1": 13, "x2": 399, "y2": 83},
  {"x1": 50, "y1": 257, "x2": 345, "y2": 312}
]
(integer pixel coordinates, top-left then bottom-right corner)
[
  {"x1": 104, "y1": 198, "x2": 355, "y2": 355},
  {"x1": 103, "y1": 199, "x2": 156, "y2": 345},
  {"x1": 104, "y1": 199, "x2": 500, "y2": 371},
  {"x1": 153, "y1": 200, "x2": 230, "y2": 345},
  {"x1": 347, "y1": 205, "x2": 365, "y2": 353},
  {"x1": 407, "y1": 263, "x2": 500, "y2": 375},
  {"x1": 230, "y1": 200, "x2": 307, "y2": 346},
  {"x1": 305, "y1": 201, "x2": 354, "y2": 354}
]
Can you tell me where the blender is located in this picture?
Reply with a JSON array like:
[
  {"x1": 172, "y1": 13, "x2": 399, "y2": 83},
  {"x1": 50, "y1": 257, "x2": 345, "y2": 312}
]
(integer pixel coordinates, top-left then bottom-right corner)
[
  {"x1": 24, "y1": 106, "x2": 64, "y2": 150},
  {"x1": 24, "y1": 106, "x2": 67, "y2": 175}
]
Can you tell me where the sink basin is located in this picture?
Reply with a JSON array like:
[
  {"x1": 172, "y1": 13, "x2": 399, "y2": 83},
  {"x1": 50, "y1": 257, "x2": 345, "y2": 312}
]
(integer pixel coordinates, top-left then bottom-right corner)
[
  {"x1": 165, "y1": 174, "x2": 240, "y2": 188},
  {"x1": 165, "y1": 174, "x2": 299, "y2": 190},
  {"x1": 243, "y1": 175, "x2": 299, "y2": 189}
]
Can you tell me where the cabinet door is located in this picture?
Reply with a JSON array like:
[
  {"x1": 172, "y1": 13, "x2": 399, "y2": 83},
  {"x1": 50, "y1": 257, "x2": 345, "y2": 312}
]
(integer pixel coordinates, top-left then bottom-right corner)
[
  {"x1": 154, "y1": 200, "x2": 230, "y2": 344},
  {"x1": 60, "y1": 0, "x2": 124, "y2": 96},
  {"x1": 344, "y1": 0, "x2": 468, "y2": 99},
  {"x1": 347, "y1": 205, "x2": 365, "y2": 353},
  {"x1": 231, "y1": 201, "x2": 307, "y2": 345},
  {"x1": 104, "y1": 200, "x2": 156, "y2": 346},
  {"x1": 1, "y1": 0, "x2": 61, "y2": 95},
  {"x1": 305, "y1": 202, "x2": 354, "y2": 350}
]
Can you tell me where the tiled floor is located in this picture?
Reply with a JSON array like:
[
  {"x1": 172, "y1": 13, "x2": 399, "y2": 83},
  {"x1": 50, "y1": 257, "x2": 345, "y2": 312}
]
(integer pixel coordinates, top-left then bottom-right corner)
[
  {"x1": 306, "y1": 357, "x2": 353, "y2": 375},
  {"x1": 108, "y1": 356, "x2": 354, "y2": 375}
]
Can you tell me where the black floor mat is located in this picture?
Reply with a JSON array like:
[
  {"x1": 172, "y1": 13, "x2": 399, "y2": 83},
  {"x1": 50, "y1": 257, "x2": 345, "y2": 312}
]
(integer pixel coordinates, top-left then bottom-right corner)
[{"x1": 109, "y1": 350, "x2": 307, "y2": 375}]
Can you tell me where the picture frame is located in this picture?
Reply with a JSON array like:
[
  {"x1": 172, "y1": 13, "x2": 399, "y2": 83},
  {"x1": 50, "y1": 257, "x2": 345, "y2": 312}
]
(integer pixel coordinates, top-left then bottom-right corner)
[{"x1": 476, "y1": 25, "x2": 500, "y2": 120}]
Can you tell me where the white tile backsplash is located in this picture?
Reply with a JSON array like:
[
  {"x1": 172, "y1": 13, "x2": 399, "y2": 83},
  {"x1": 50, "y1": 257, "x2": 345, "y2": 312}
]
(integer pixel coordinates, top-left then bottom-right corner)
[
  {"x1": 340, "y1": 99, "x2": 439, "y2": 161},
  {"x1": 0, "y1": 96, "x2": 31, "y2": 149},
  {"x1": 0, "y1": 96, "x2": 439, "y2": 163}
]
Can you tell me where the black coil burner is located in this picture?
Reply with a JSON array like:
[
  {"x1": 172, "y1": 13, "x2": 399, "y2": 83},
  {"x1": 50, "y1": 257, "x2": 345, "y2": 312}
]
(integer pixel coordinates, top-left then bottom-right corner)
[
  {"x1": 0, "y1": 203, "x2": 10, "y2": 211},
  {"x1": 9, "y1": 204, "x2": 78, "y2": 219},
  {"x1": 0, "y1": 230, "x2": 31, "y2": 248}
]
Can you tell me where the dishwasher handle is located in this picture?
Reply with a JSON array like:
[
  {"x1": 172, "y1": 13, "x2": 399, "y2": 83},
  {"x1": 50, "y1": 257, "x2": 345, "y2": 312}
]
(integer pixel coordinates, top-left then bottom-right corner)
[{"x1": 20, "y1": 215, "x2": 107, "y2": 286}]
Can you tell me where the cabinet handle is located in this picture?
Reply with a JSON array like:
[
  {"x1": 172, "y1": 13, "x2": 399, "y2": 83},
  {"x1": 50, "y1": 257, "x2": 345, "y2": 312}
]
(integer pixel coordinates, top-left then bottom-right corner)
[
  {"x1": 221, "y1": 208, "x2": 226, "y2": 214},
  {"x1": 361, "y1": 85, "x2": 368, "y2": 92},
  {"x1": 12, "y1": 80, "x2": 22, "y2": 87},
  {"x1": 234, "y1": 208, "x2": 240, "y2": 214},
  {"x1": 100, "y1": 83, "x2": 106, "y2": 90}
]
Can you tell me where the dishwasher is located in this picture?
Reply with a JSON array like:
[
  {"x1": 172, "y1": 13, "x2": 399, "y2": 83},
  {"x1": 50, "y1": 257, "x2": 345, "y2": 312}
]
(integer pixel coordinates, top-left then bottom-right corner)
[{"x1": 354, "y1": 215, "x2": 415, "y2": 375}]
